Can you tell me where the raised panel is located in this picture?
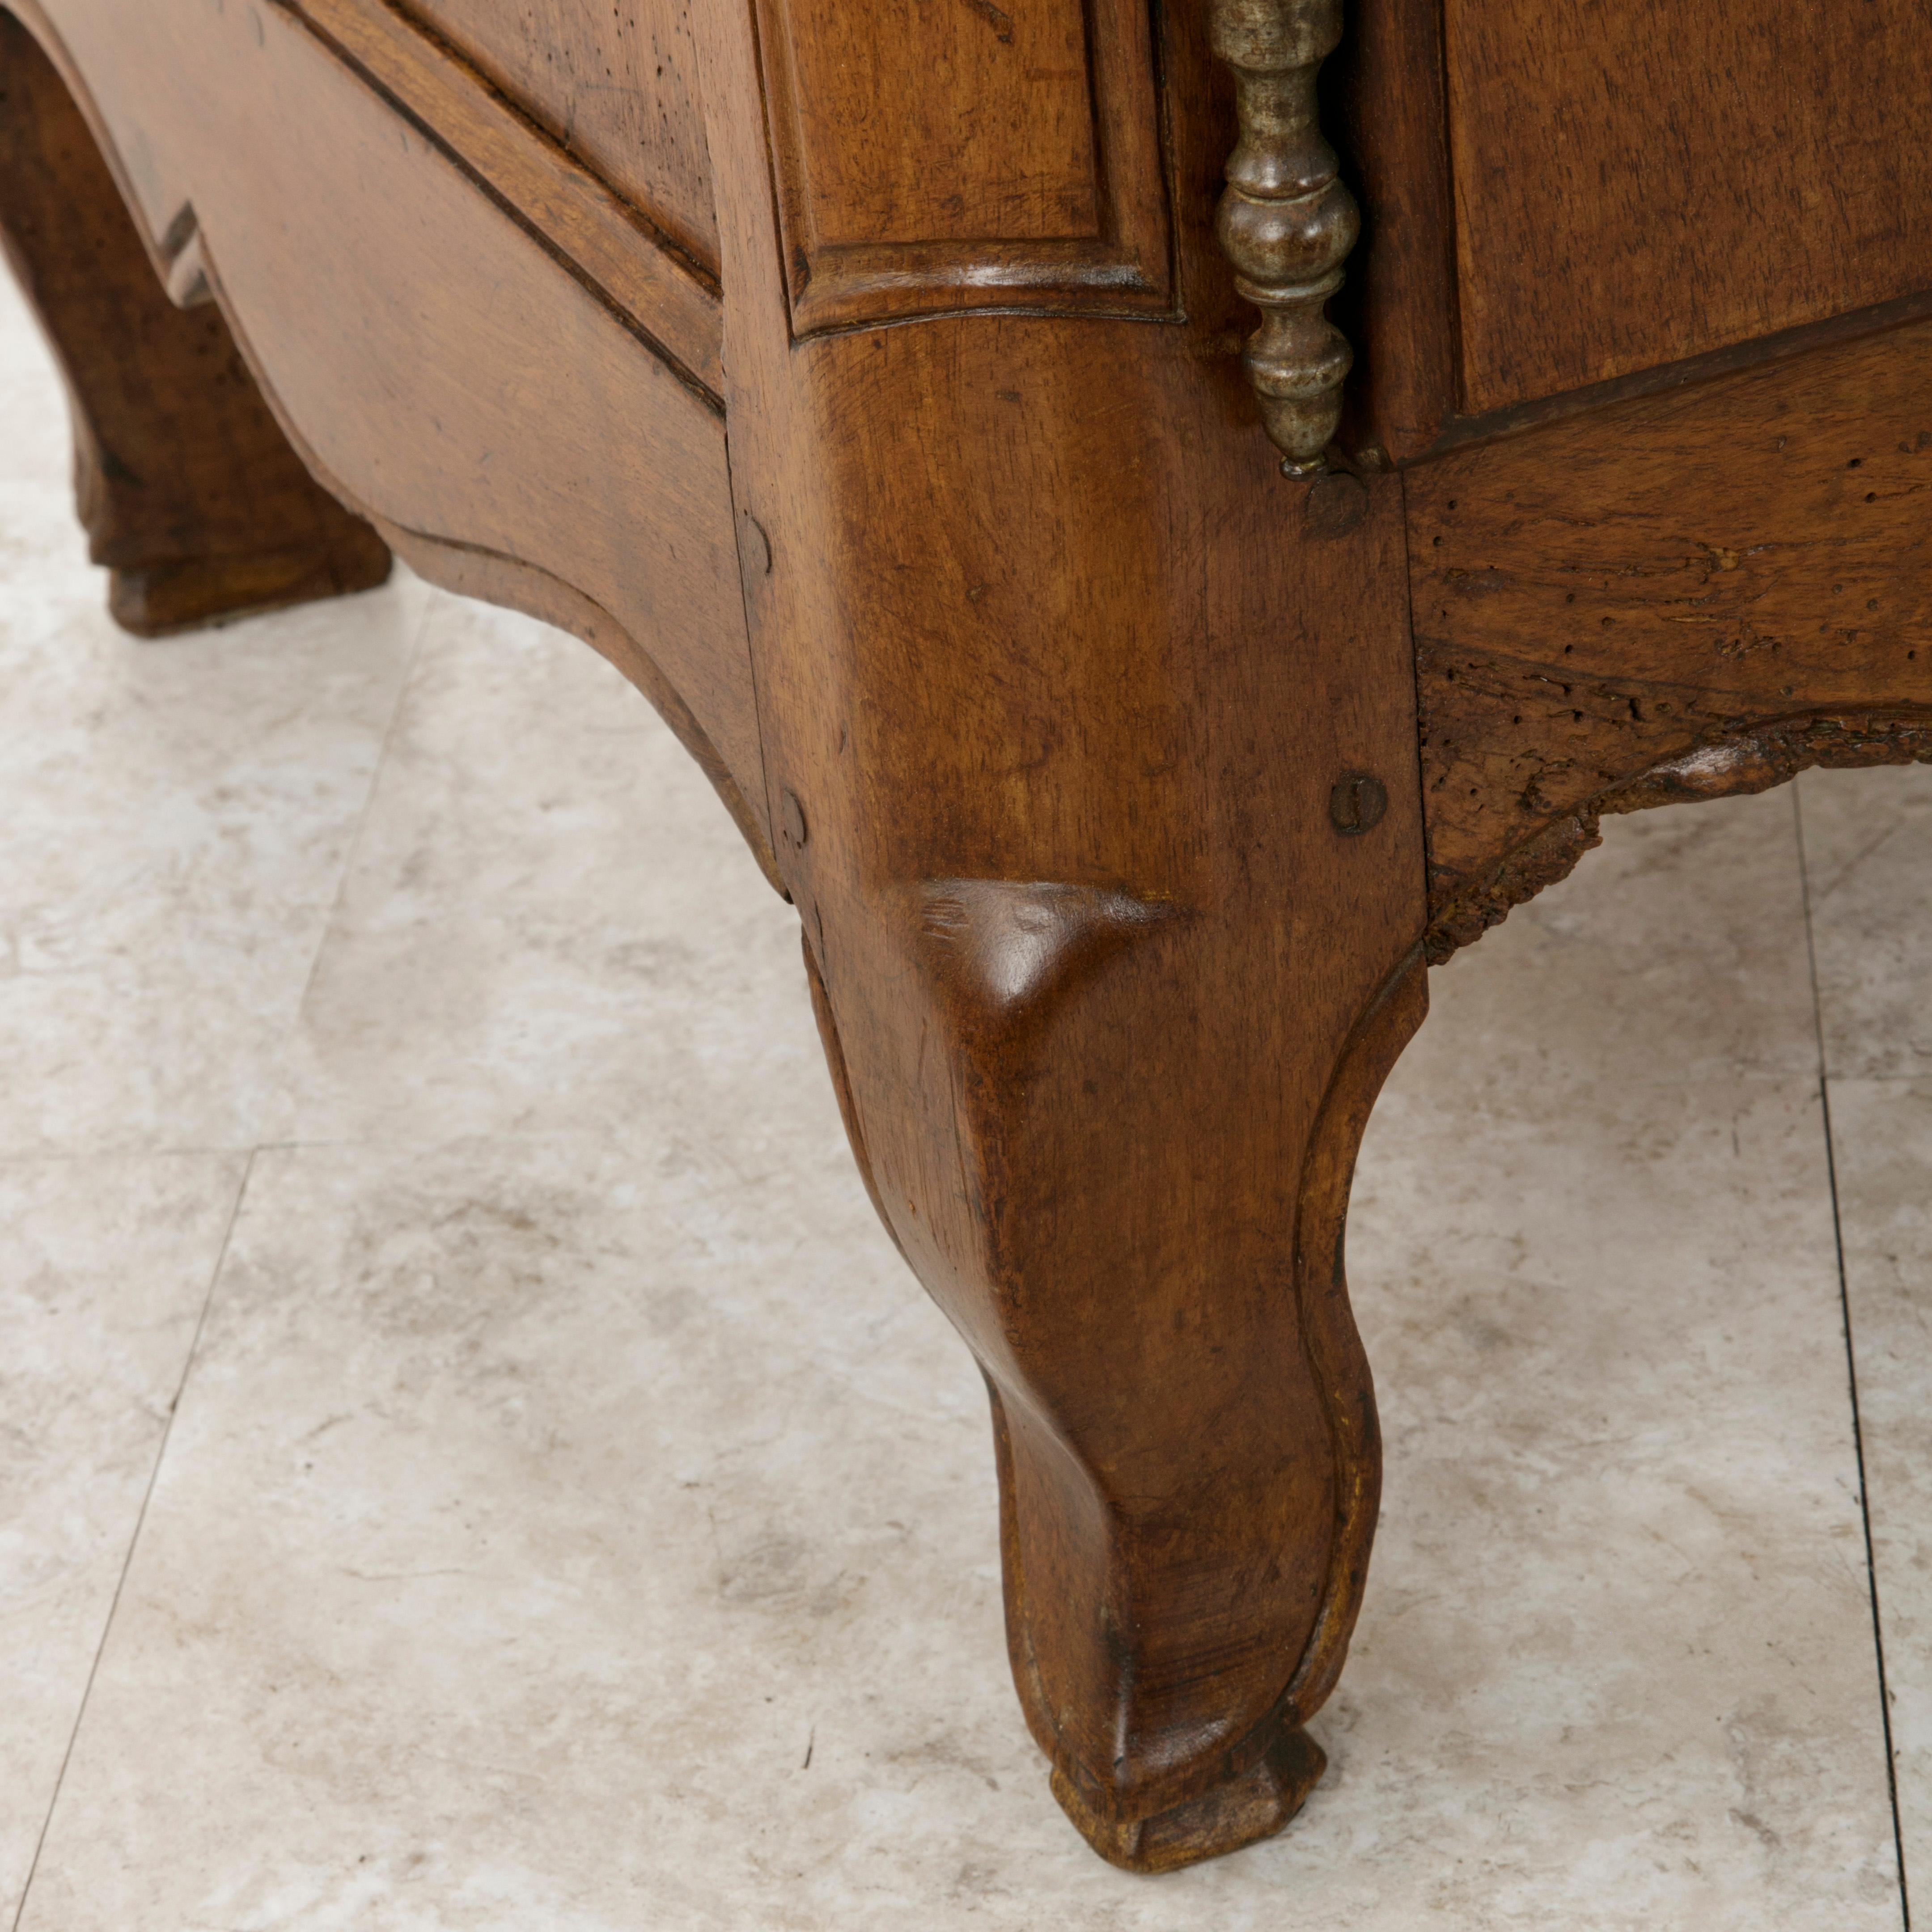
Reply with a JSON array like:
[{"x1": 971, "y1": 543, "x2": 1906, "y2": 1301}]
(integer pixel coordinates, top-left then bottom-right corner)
[
  {"x1": 754, "y1": 0, "x2": 1173, "y2": 332},
  {"x1": 400, "y1": 0, "x2": 719, "y2": 275},
  {"x1": 1444, "y1": 0, "x2": 1932, "y2": 415},
  {"x1": 788, "y1": 0, "x2": 1097, "y2": 247}
]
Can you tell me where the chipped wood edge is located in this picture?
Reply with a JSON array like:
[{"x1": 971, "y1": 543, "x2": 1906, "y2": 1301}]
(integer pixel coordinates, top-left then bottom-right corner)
[{"x1": 1424, "y1": 711, "x2": 1932, "y2": 962}]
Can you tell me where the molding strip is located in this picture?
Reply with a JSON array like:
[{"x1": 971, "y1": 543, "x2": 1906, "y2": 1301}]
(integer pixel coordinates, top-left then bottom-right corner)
[{"x1": 290, "y1": 0, "x2": 724, "y2": 402}]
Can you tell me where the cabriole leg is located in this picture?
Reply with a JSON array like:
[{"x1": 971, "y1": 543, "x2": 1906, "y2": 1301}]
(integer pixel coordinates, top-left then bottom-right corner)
[
  {"x1": 806, "y1": 928, "x2": 1427, "y2": 1869},
  {"x1": 696, "y1": 0, "x2": 1432, "y2": 1868},
  {"x1": 0, "y1": 10, "x2": 388, "y2": 636}
]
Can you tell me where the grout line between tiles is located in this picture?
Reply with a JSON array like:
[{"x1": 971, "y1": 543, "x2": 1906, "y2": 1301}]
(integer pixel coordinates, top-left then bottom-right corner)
[
  {"x1": 7, "y1": 1149, "x2": 258, "y2": 1932},
  {"x1": 1794, "y1": 782, "x2": 1912, "y2": 1932},
  {"x1": 292, "y1": 580, "x2": 440, "y2": 1028}
]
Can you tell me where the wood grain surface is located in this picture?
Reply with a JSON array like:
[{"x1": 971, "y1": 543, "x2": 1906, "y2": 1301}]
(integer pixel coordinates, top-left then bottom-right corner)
[
  {"x1": 301, "y1": 0, "x2": 722, "y2": 398},
  {"x1": 774, "y1": 0, "x2": 1098, "y2": 246},
  {"x1": 398, "y1": 0, "x2": 717, "y2": 275},
  {"x1": 1329, "y1": 0, "x2": 1458, "y2": 463},
  {"x1": 1443, "y1": 0, "x2": 1932, "y2": 413},
  {"x1": 1410, "y1": 317, "x2": 1932, "y2": 954}
]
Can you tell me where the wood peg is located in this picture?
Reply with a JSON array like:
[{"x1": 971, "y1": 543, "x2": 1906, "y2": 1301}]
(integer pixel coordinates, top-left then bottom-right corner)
[{"x1": 1305, "y1": 467, "x2": 1368, "y2": 537}]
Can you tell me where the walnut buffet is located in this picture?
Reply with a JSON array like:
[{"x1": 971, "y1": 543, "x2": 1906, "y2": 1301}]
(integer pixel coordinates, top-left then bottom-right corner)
[{"x1": 3, "y1": 0, "x2": 1929, "y2": 1875}]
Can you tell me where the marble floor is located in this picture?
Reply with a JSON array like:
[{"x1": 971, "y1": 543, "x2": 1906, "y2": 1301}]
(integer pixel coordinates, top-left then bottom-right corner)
[{"x1": 2, "y1": 280, "x2": 1929, "y2": 1932}]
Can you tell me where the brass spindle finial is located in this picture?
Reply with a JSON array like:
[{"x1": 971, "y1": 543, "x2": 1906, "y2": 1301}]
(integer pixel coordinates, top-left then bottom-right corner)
[{"x1": 1211, "y1": 0, "x2": 1359, "y2": 479}]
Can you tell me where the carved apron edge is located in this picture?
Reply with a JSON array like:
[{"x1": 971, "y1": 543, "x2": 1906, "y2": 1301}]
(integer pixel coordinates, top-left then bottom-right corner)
[{"x1": 1423, "y1": 710, "x2": 1932, "y2": 963}]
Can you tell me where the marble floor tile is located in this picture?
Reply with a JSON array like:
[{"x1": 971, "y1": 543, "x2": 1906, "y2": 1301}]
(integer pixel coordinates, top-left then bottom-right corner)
[
  {"x1": 1819, "y1": 1078, "x2": 1932, "y2": 1922},
  {"x1": 0, "y1": 240, "x2": 75, "y2": 533},
  {"x1": 1413, "y1": 787, "x2": 1820, "y2": 1098},
  {"x1": 17, "y1": 798, "x2": 1906, "y2": 1931},
  {"x1": 0, "y1": 1152, "x2": 248, "y2": 1926},
  {"x1": 14, "y1": 1133, "x2": 1015, "y2": 1932},
  {"x1": 0, "y1": 569, "x2": 434, "y2": 1156},
  {"x1": 0, "y1": 256, "x2": 432, "y2": 1160},
  {"x1": 282, "y1": 592, "x2": 804, "y2": 1155},
  {"x1": 1796, "y1": 765, "x2": 1932, "y2": 1079},
  {"x1": 1800, "y1": 763, "x2": 1932, "y2": 1917},
  {"x1": 1338, "y1": 1064, "x2": 1894, "y2": 1929},
  {"x1": 1281, "y1": 799, "x2": 1896, "y2": 1926}
]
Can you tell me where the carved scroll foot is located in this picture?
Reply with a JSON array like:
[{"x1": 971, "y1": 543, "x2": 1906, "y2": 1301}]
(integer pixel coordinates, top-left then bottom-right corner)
[
  {"x1": 0, "y1": 11, "x2": 390, "y2": 636},
  {"x1": 102, "y1": 540, "x2": 391, "y2": 640},
  {"x1": 1049, "y1": 1714, "x2": 1326, "y2": 1873}
]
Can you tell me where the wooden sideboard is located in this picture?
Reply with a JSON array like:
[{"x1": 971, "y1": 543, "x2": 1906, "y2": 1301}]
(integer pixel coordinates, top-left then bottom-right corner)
[{"x1": 3, "y1": 0, "x2": 1927, "y2": 1873}]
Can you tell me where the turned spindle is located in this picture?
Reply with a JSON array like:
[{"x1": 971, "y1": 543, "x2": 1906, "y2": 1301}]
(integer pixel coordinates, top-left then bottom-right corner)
[{"x1": 1212, "y1": 0, "x2": 1358, "y2": 478}]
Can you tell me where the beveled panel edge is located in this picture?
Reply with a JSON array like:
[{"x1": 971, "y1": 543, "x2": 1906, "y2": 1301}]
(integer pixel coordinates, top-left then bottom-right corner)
[
  {"x1": 289, "y1": 0, "x2": 725, "y2": 405},
  {"x1": 782, "y1": 238, "x2": 1174, "y2": 336},
  {"x1": 1405, "y1": 283, "x2": 1932, "y2": 470},
  {"x1": 750, "y1": 0, "x2": 1177, "y2": 337}
]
